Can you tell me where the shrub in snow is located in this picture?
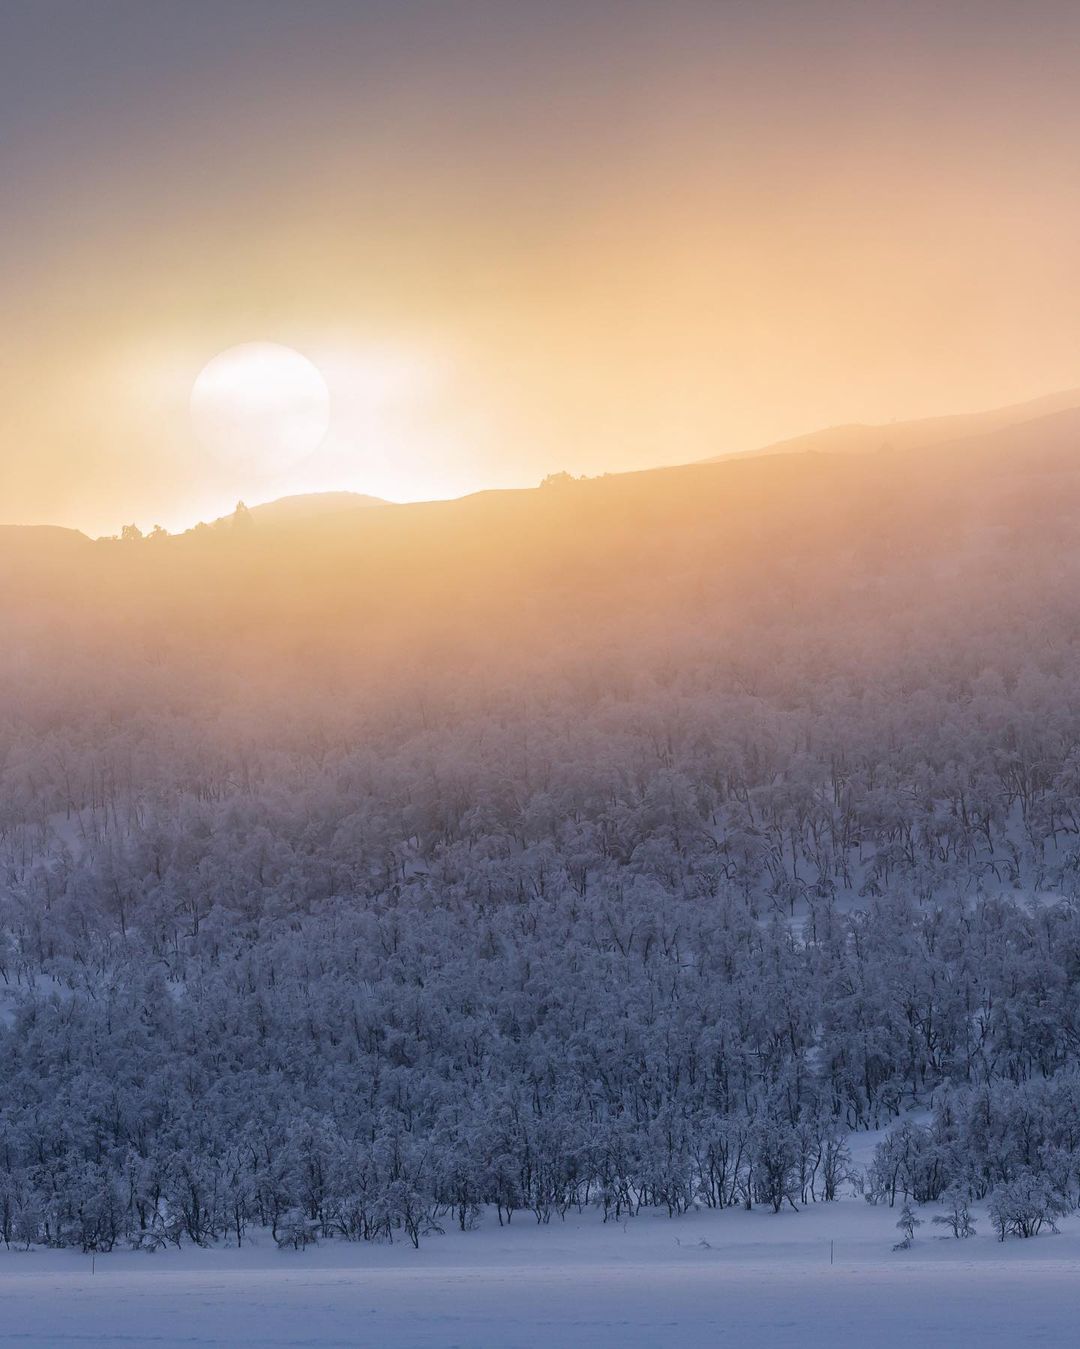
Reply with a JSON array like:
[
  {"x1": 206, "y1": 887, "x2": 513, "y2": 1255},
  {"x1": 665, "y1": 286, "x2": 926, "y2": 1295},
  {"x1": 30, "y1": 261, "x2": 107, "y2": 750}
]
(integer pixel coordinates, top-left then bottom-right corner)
[
  {"x1": 275, "y1": 1211, "x2": 320, "y2": 1251},
  {"x1": 932, "y1": 1191, "x2": 976, "y2": 1239},
  {"x1": 892, "y1": 1200, "x2": 922, "y2": 1250},
  {"x1": 988, "y1": 1172, "x2": 1069, "y2": 1241}
]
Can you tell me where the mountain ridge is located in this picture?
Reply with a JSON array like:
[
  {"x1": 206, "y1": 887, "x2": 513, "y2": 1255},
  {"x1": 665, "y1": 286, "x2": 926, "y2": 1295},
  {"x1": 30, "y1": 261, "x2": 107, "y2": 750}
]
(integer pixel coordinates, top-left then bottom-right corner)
[
  {"x1": 698, "y1": 387, "x2": 1080, "y2": 465},
  {"x1": 1, "y1": 389, "x2": 1078, "y2": 555}
]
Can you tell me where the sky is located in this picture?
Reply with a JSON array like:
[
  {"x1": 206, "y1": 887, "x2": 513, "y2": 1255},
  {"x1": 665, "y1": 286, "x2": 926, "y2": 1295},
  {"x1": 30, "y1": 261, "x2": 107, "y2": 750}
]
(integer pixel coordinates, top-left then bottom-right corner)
[{"x1": 3, "y1": 0, "x2": 1080, "y2": 535}]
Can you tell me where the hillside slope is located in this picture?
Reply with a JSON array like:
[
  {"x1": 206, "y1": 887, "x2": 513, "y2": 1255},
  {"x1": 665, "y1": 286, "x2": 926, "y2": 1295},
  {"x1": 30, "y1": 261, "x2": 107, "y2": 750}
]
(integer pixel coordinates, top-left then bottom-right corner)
[
  {"x1": 1, "y1": 400, "x2": 1078, "y2": 691},
  {"x1": 701, "y1": 387, "x2": 1080, "y2": 464}
]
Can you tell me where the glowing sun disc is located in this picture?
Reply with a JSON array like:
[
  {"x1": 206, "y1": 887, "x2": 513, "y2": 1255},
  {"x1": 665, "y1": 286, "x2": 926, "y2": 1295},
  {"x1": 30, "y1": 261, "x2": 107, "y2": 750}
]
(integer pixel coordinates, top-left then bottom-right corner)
[{"x1": 191, "y1": 342, "x2": 330, "y2": 474}]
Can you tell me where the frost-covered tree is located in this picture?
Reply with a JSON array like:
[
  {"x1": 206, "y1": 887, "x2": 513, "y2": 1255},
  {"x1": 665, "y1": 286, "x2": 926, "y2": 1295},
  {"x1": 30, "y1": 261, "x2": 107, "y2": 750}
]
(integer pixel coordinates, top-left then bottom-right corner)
[
  {"x1": 933, "y1": 1191, "x2": 976, "y2": 1239},
  {"x1": 894, "y1": 1201, "x2": 922, "y2": 1249}
]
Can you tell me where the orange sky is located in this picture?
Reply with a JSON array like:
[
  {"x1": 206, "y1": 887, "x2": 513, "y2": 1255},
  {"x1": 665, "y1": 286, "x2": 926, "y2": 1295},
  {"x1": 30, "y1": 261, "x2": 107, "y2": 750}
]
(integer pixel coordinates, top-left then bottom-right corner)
[{"x1": 3, "y1": 1, "x2": 1080, "y2": 536}]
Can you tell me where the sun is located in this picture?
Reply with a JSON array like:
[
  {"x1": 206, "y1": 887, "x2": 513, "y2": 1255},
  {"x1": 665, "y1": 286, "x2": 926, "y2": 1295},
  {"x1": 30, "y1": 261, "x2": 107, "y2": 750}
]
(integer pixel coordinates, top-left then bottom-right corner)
[{"x1": 190, "y1": 342, "x2": 330, "y2": 476}]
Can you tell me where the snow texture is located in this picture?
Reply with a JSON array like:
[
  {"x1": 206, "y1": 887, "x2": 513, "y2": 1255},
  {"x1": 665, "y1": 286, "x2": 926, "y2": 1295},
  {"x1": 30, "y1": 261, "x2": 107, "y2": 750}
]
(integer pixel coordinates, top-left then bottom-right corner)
[{"x1": 2, "y1": 1200, "x2": 1078, "y2": 1348}]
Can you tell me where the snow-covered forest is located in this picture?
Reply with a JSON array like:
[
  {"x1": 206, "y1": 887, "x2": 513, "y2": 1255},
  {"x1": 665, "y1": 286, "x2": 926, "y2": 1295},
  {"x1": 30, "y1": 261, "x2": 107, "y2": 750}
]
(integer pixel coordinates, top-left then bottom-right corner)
[{"x1": 5, "y1": 423, "x2": 1080, "y2": 1253}]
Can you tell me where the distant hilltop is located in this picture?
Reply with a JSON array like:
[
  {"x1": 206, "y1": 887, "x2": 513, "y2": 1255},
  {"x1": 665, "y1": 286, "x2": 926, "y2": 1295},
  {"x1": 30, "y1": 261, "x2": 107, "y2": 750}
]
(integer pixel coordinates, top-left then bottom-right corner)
[
  {"x1": 698, "y1": 387, "x2": 1080, "y2": 464},
  {"x1": 3, "y1": 387, "x2": 1080, "y2": 560},
  {"x1": 198, "y1": 491, "x2": 388, "y2": 533}
]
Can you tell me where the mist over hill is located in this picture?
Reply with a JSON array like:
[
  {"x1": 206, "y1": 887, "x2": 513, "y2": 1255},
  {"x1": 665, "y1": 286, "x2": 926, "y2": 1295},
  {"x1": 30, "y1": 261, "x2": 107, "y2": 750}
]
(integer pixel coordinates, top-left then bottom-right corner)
[
  {"x1": 202, "y1": 491, "x2": 388, "y2": 531},
  {"x1": 700, "y1": 386, "x2": 1080, "y2": 464},
  {"x1": 5, "y1": 399, "x2": 1080, "y2": 1253},
  {"x1": 6, "y1": 396, "x2": 1080, "y2": 696}
]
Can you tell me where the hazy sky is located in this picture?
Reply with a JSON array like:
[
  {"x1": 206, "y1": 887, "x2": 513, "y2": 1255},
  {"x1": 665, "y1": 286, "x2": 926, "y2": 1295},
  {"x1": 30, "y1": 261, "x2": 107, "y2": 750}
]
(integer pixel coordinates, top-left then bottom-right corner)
[{"x1": 4, "y1": 0, "x2": 1080, "y2": 534}]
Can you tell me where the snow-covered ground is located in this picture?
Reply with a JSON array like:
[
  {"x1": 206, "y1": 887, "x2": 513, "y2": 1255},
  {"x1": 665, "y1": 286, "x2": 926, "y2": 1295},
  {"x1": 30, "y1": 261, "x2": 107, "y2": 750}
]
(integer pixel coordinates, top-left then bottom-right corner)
[{"x1": 3, "y1": 1198, "x2": 1079, "y2": 1348}]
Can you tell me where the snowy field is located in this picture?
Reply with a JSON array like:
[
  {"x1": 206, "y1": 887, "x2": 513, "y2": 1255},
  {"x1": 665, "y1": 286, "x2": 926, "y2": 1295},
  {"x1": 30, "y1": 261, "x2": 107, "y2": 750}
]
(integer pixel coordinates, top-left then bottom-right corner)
[{"x1": 3, "y1": 1199, "x2": 1079, "y2": 1348}]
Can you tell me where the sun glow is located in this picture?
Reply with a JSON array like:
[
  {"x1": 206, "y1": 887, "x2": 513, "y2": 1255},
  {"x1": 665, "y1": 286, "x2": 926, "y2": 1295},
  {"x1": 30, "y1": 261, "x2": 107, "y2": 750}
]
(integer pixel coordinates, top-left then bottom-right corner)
[{"x1": 190, "y1": 343, "x2": 330, "y2": 477}]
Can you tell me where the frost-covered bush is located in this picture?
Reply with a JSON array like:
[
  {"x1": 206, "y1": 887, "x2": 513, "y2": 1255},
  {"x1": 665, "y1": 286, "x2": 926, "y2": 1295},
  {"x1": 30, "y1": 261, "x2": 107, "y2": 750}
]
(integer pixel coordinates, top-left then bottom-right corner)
[
  {"x1": 893, "y1": 1200, "x2": 922, "y2": 1249},
  {"x1": 932, "y1": 1191, "x2": 976, "y2": 1239},
  {"x1": 988, "y1": 1172, "x2": 1069, "y2": 1240}
]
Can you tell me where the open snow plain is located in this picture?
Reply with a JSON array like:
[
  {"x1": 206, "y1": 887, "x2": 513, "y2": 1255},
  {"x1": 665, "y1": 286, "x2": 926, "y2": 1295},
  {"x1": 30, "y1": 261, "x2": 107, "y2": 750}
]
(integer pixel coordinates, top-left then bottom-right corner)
[{"x1": 3, "y1": 1198, "x2": 1079, "y2": 1348}]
